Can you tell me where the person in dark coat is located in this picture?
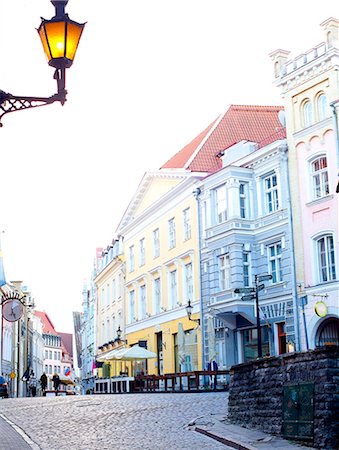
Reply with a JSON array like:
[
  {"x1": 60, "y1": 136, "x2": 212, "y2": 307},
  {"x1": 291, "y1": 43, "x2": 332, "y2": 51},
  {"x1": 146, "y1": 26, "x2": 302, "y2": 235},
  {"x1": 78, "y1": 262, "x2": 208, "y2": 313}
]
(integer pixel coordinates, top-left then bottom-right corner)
[
  {"x1": 52, "y1": 373, "x2": 60, "y2": 393},
  {"x1": 28, "y1": 371, "x2": 37, "y2": 397},
  {"x1": 40, "y1": 372, "x2": 47, "y2": 395}
]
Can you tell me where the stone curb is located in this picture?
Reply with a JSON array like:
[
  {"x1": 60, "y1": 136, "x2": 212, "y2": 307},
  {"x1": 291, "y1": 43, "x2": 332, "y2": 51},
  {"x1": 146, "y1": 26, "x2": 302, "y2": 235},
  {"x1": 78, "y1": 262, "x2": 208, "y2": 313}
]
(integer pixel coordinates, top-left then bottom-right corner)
[
  {"x1": 195, "y1": 427, "x2": 257, "y2": 450},
  {"x1": 0, "y1": 413, "x2": 41, "y2": 450}
]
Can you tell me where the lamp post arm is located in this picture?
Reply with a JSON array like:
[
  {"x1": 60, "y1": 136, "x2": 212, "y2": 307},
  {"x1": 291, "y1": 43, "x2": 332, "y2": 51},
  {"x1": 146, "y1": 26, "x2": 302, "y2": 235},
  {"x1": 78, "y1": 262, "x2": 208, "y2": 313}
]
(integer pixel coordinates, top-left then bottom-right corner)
[{"x1": 0, "y1": 87, "x2": 66, "y2": 127}]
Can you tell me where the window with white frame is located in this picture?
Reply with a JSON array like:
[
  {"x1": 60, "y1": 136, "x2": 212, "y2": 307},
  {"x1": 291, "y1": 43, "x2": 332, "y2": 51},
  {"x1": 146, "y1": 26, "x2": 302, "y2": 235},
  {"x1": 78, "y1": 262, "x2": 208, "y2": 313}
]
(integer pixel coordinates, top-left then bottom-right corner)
[
  {"x1": 153, "y1": 278, "x2": 161, "y2": 314},
  {"x1": 112, "y1": 279, "x2": 116, "y2": 303},
  {"x1": 106, "y1": 318, "x2": 110, "y2": 342},
  {"x1": 112, "y1": 316, "x2": 116, "y2": 339},
  {"x1": 215, "y1": 185, "x2": 227, "y2": 223},
  {"x1": 316, "y1": 235, "x2": 336, "y2": 282},
  {"x1": 118, "y1": 273, "x2": 122, "y2": 298},
  {"x1": 153, "y1": 228, "x2": 160, "y2": 258},
  {"x1": 239, "y1": 182, "x2": 248, "y2": 219},
  {"x1": 129, "y1": 245, "x2": 135, "y2": 272},
  {"x1": 101, "y1": 288, "x2": 105, "y2": 309},
  {"x1": 264, "y1": 173, "x2": 279, "y2": 213},
  {"x1": 219, "y1": 254, "x2": 230, "y2": 290},
  {"x1": 139, "y1": 285, "x2": 146, "y2": 319},
  {"x1": 184, "y1": 262, "x2": 193, "y2": 301},
  {"x1": 168, "y1": 218, "x2": 176, "y2": 249},
  {"x1": 303, "y1": 100, "x2": 313, "y2": 127},
  {"x1": 139, "y1": 238, "x2": 145, "y2": 266},
  {"x1": 268, "y1": 242, "x2": 282, "y2": 283},
  {"x1": 317, "y1": 93, "x2": 327, "y2": 121},
  {"x1": 243, "y1": 252, "x2": 251, "y2": 287},
  {"x1": 183, "y1": 208, "x2": 191, "y2": 240},
  {"x1": 311, "y1": 156, "x2": 329, "y2": 200},
  {"x1": 169, "y1": 270, "x2": 177, "y2": 309},
  {"x1": 106, "y1": 283, "x2": 110, "y2": 307},
  {"x1": 128, "y1": 290, "x2": 135, "y2": 323}
]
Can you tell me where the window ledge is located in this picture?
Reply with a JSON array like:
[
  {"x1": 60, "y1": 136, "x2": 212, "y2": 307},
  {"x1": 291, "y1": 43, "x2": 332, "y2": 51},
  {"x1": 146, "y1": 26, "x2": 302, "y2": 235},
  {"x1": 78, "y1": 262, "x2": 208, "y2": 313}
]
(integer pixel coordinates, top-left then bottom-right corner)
[{"x1": 306, "y1": 194, "x2": 333, "y2": 207}]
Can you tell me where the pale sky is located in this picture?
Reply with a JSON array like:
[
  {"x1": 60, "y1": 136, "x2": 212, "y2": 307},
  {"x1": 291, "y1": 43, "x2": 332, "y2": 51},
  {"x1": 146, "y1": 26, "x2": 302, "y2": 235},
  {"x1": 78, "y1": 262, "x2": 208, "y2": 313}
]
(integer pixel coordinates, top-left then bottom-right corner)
[{"x1": 0, "y1": 0, "x2": 337, "y2": 332}]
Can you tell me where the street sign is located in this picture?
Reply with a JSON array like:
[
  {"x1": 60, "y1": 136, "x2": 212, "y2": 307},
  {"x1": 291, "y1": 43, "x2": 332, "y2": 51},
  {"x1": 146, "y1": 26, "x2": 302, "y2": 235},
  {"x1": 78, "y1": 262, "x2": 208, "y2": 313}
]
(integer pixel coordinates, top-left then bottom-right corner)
[
  {"x1": 257, "y1": 283, "x2": 265, "y2": 291},
  {"x1": 241, "y1": 294, "x2": 256, "y2": 301},
  {"x1": 234, "y1": 287, "x2": 255, "y2": 294},
  {"x1": 257, "y1": 274, "x2": 273, "y2": 282},
  {"x1": 9, "y1": 372, "x2": 16, "y2": 379}
]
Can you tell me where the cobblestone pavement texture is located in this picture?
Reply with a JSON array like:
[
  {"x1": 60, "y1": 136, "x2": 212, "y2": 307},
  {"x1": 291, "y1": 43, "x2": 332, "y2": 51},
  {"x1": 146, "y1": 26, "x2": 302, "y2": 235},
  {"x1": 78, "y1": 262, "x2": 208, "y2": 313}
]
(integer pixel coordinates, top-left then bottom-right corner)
[
  {"x1": 0, "y1": 412, "x2": 32, "y2": 450},
  {"x1": 0, "y1": 392, "x2": 230, "y2": 450}
]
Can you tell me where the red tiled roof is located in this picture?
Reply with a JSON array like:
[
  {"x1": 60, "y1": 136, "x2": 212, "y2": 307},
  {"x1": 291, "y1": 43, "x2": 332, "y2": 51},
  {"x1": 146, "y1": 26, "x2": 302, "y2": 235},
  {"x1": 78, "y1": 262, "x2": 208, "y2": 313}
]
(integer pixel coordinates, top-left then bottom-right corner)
[
  {"x1": 161, "y1": 121, "x2": 217, "y2": 170},
  {"x1": 34, "y1": 311, "x2": 58, "y2": 335},
  {"x1": 161, "y1": 105, "x2": 285, "y2": 173},
  {"x1": 59, "y1": 332, "x2": 73, "y2": 358}
]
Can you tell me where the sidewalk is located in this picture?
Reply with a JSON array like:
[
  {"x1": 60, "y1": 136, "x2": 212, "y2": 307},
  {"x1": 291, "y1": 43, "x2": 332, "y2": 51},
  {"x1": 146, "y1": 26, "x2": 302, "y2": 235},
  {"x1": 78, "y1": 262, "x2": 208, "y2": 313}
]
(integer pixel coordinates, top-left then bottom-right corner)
[
  {"x1": 0, "y1": 413, "x2": 38, "y2": 450},
  {"x1": 188, "y1": 414, "x2": 314, "y2": 450}
]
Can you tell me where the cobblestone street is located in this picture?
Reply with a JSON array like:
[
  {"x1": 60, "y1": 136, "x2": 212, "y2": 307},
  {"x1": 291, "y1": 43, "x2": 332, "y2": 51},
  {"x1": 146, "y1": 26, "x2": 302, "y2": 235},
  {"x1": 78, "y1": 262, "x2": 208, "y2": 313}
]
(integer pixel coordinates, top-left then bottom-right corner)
[{"x1": 0, "y1": 392, "x2": 229, "y2": 449}]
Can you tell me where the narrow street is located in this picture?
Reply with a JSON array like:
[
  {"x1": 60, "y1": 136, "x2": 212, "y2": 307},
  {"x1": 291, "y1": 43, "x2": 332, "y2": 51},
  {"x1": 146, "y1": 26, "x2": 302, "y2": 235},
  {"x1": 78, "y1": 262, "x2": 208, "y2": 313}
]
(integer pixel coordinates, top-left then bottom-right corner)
[{"x1": 0, "y1": 392, "x2": 230, "y2": 449}]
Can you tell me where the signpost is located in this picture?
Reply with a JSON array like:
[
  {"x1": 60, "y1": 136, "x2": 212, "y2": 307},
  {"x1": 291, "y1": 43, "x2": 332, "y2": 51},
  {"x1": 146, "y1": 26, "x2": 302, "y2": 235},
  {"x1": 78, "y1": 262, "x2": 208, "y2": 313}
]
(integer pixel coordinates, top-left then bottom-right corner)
[{"x1": 234, "y1": 273, "x2": 273, "y2": 358}]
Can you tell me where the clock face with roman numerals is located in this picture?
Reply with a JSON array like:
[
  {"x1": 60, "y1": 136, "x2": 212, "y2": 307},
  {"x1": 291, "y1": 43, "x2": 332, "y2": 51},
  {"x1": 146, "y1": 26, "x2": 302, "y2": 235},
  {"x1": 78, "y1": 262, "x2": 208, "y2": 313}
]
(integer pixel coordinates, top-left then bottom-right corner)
[{"x1": 2, "y1": 299, "x2": 23, "y2": 322}]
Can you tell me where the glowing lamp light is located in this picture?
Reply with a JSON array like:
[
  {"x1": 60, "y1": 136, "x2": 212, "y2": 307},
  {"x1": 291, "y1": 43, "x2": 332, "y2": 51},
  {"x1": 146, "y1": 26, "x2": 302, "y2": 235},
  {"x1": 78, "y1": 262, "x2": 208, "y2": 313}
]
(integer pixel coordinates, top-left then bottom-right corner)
[{"x1": 38, "y1": 16, "x2": 85, "y2": 69}]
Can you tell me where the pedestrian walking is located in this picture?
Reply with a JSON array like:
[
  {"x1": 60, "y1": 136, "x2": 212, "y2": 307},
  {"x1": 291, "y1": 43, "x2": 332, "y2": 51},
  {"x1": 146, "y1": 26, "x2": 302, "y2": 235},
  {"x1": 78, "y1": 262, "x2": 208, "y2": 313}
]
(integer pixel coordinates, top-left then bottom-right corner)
[
  {"x1": 52, "y1": 373, "x2": 60, "y2": 394},
  {"x1": 28, "y1": 371, "x2": 37, "y2": 397},
  {"x1": 40, "y1": 372, "x2": 47, "y2": 395}
]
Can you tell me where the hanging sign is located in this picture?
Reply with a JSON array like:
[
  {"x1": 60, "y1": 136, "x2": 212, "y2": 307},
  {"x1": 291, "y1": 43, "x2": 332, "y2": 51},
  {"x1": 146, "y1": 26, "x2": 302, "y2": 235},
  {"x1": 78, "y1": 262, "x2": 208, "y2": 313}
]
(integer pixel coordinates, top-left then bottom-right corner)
[{"x1": 315, "y1": 301, "x2": 328, "y2": 317}]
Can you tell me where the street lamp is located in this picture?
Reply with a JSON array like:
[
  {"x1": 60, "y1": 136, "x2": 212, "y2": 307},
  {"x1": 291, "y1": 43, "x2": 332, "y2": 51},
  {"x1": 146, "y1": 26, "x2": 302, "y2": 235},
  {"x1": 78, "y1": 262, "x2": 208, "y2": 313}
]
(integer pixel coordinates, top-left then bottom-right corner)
[
  {"x1": 0, "y1": 0, "x2": 85, "y2": 126},
  {"x1": 234, "y1": 273, "x2": 272, "y2": 358},
  {"x1": 115, "y1": 326, "x2": 127, "y2": 344},
  {"x1": 185, "y1": 299, "x2": 200, "y2": 325}
]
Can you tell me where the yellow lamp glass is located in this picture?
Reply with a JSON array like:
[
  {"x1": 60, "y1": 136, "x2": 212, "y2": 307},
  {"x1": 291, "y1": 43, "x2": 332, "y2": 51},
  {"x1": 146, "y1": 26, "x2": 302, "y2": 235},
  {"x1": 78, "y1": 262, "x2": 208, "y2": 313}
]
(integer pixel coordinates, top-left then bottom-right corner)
[
  {"x1": 38, "y1": 18, "x2": 85, "y2": 69},
  {"x1": 315, "y1": 301, "x2": 328, "y2": 317}
]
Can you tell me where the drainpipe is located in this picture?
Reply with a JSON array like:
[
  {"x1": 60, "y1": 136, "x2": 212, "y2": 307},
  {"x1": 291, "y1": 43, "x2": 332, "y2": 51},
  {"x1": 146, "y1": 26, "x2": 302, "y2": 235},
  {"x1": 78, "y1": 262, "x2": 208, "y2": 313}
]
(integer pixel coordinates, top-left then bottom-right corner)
[
  {"x1": 329, "y1": 99, "x2": 339, "y2": 193},
  {"x1": 279, "y1": 140, "x2": 301, "y2": 352},
  {"x1": 193, "y1": 187, "x2": 206, "y2": 371}
]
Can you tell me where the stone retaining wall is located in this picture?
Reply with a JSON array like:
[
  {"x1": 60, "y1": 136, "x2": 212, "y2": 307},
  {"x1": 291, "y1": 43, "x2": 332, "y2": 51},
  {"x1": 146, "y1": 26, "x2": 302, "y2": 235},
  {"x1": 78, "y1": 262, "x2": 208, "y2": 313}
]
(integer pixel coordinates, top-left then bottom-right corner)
[{"x1": 228, "y1": 345, "x2": 339, "y2": 449}]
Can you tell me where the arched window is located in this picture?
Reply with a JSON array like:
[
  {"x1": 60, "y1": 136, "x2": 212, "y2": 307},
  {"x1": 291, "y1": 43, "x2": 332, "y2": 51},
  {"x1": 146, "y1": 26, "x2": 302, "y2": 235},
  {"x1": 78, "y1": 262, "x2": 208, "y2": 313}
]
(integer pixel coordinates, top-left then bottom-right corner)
[
  {"x1": 302, "y1": 100, "x2": 313, "y2": 127},
  {"x1": 310, "y1": 155, "x2": 329, "y2": 199},
  {"x1": 317, "y1": 93, "x2": 327, "y2": 121},
  {"x1": 316, "y1": 318, "x2": 339, "y2": 346},
  {"x1": 315, "y1": 234, "x2": 336, "y2": 282}
]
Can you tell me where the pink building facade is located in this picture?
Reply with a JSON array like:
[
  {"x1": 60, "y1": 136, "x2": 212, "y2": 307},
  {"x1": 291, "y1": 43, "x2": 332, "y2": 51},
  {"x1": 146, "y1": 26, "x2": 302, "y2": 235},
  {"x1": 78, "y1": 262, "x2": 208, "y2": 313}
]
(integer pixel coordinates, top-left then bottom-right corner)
[{"x1": 271, "y1": 17, "x2": 339, "y2": 350}]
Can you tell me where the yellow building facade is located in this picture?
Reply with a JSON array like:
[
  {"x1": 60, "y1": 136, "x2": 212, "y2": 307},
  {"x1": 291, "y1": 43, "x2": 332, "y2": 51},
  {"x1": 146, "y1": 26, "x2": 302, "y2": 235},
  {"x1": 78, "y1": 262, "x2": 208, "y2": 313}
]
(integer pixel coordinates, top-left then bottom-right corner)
[
  {"x1": 117, "y1": 171, "x2": 205, "y2": 376},
  {"x1": 95, "y1": 239, "x2": 126, "y2": 378}
]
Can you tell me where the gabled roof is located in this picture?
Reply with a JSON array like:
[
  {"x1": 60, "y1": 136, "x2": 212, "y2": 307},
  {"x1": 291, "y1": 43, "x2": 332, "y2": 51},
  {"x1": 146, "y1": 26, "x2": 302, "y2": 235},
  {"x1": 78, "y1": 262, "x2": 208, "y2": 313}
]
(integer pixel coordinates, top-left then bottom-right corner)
[
  {"x1": 161, "y1": 105, "x2": 285, "y2": 173},
  {"x1": 34, "y1": 310, "x2": 58, "y2": 335},
  {"x1": 59, "y1": 332, "x2": 73, "y2": 358}
]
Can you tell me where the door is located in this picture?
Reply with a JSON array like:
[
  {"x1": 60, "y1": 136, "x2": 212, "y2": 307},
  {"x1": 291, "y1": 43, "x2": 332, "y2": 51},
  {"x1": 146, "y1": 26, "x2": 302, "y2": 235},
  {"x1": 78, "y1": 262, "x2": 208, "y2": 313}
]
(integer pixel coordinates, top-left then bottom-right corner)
[{"x1": 283, "y1": 382, "x2": 314, "y2": 442}]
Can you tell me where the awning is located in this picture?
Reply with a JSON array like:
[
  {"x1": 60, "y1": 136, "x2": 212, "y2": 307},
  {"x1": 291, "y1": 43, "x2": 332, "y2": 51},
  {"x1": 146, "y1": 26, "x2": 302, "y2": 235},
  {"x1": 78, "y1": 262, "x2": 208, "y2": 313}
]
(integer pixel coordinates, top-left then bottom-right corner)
[
  {"x1": 59, "y1": 375, "x2": 75, "y2": 386},
  {"x1": 97, "y1": 347, "x2": 125, "y2": 362}
]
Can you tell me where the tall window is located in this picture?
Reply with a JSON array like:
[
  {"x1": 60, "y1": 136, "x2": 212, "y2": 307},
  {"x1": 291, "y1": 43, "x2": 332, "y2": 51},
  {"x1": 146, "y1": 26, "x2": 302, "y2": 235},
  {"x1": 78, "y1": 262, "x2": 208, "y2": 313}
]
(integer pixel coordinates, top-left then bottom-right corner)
[
  {"x1": 215, "y1": 185, "x2": 227, "y2": 223},
  {"x1": 264, "y1": 173, "x2": 279, "y2": 213},
  {"x1": 169, "y1": 270, "x2": 177, "y2": 309},
  {"x1": 303, "y1": 100, "x2": 313, "y2": 127},
  {"x1": 139, "y1": 238, "x2": 145, "y2": 266},
  {"x1": 154, "y1": 278, "x2": 161, "y2": 314},
  {"x1": 219, "y1": 254, "x2": 230, "y2": 290},
  {"x1": 183, "y1": 208, "x2": 191, "y2": 240},
  {"x1": 106, "y1": 283, "x2": 110, "y2": 306},
  {"x1": 153, "y1": 228, "x2": 160, "y2": 258},
  {"x1": 101, "y1": 288, "x2": 105, "y2": 309},
  {"x1": 168, "y1": 218, "x2": 176, "y2": 249},
  {"x1": 129, "y1": 245, "x2": 135, "y2": 272},
  {"x1": 317, "y1": 235, "x2": 336, "y2": 282},
  {"x1": 139, "y1": 285, "x2": 146, "y2": 319},
  {"x1": 317, "y1": 93, "x2": 327, "y2": 121},
  {"x1": 184, "y1": 263, "x2": 193, "y2": 301},
  {"x1": 129, "y1": 290, "x2": 135, "y2": 323},
  {"x1": 268, "y1": 243, "x2": 282, "y2": 283},
  {"x1": 243, "y1": 252, "x2": 250, "y2": 287},
  {"x1": 118, "y1": 273, "x2": 122, "y2": 299},
  {"x1": 112, "y1": 279, "x2": 116, "y2": 303},
  {"x1": 311, "y1": 156, "x2": 329, "y2": 199},
  {"x1": 239, "y1": 182, "x2": 248, "y2": 219}
]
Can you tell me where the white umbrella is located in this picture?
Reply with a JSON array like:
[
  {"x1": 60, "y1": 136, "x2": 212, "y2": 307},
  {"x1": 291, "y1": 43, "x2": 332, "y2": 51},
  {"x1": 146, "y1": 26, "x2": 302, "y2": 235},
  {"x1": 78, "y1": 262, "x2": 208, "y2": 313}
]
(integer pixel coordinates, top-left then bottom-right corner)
[
  {"x1": 114, "y1": 345, "x2": 157, "y2": 361},
  {"x1": 97, "y1": 347, "x2": 123, "y2": 362}
]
